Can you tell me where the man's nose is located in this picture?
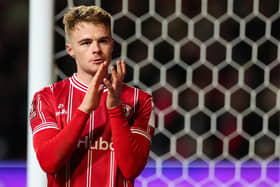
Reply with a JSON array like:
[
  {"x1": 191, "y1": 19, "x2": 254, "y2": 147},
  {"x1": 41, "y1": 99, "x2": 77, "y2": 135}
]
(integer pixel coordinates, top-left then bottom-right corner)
[{"x1": 92, "y1": 41, "x2": 101, "y2": 53}]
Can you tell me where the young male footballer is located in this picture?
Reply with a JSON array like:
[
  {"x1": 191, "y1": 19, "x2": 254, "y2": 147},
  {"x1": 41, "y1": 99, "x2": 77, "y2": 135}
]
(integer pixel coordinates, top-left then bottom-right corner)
[{"x1": 29, "y1": 5, "x2": 154, "y2": 187}]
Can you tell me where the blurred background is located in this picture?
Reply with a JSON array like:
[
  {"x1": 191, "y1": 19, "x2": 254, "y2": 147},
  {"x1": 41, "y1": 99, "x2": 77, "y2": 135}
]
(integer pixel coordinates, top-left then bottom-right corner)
[
  {"x1": 1, "y1": 0, "x2": 280, "y2": 187},
  {"x1": 0, "y1": 1, "x2": 28, "y2": 160}
]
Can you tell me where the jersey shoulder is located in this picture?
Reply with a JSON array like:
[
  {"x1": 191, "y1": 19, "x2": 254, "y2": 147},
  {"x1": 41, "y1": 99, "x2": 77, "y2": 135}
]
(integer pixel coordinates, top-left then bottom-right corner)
[
  {"x1": 122, "y1": 83, "x2": 151, "y2": 98},
  {"x1": 33, "y1": 78, "x2": 70, "y2": 98}
]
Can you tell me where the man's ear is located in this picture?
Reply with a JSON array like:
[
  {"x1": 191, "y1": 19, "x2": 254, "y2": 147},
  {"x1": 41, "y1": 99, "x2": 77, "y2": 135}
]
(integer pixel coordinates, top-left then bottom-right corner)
[{"x1": 66, "y1": 43, "x2": 75, "y2": 58}]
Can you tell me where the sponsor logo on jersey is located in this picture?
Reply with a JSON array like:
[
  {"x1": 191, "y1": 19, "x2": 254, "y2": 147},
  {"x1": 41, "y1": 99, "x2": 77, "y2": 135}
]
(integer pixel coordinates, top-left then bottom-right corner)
[
  {"x1": 56, "y1": 104, "x2": 67, "y2": 116},
  {"x1": 77, "y1": 136, "x2": 114, "y2": 151}
]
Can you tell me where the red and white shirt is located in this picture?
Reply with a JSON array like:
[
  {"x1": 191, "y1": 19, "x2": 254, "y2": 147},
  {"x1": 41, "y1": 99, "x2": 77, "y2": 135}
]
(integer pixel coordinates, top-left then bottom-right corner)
[{"x1": 29, "y1": 74, "x2": 154, "y2": 187}]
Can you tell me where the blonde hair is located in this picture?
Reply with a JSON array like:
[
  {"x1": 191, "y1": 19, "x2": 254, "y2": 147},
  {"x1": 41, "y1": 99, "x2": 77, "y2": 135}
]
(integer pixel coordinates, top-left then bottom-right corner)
[{"x1": 63, "y1": 5, "x2": 112, "y2": 41}]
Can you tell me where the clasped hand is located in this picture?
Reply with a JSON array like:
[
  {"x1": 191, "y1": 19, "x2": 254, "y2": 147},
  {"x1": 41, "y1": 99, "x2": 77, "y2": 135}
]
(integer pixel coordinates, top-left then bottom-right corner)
[{"x1": 79, "y1": 60, "x2": 126, "y2": 114}]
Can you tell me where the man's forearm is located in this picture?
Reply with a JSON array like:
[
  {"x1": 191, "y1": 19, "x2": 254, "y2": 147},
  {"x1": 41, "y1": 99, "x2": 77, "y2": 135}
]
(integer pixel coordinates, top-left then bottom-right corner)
[
  {"x1": 34, "y1": 109, "x2": 89, "y2": 174},
  {"x1": 108, "y1": 106, "x2": 151, "y2": 179}
]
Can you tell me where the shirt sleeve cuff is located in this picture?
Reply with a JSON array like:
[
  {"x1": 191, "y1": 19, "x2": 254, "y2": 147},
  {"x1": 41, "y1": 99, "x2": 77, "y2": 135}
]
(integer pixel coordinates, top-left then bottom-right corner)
[
  {"x1": 107, "y1": 106, "x2": 124, "y2": 117},
  {"x1": 75, "y1": 108, "x2": 91, "y2": 118}
]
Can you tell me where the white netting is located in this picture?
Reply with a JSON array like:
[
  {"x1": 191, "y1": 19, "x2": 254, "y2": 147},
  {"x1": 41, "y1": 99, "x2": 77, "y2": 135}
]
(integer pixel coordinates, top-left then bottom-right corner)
[{"x1": 54, "y1": 0, "x2": 280, "y2": 186}]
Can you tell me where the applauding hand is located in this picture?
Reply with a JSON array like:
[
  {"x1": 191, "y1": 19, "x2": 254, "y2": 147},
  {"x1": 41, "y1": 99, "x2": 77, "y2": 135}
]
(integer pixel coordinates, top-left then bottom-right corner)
[
  {"x1": 78, "y1": 61, "x2": 109, "y2": 114},
  {"x1": 103, "y1": 60, "x2": 126, "y2": 110}
]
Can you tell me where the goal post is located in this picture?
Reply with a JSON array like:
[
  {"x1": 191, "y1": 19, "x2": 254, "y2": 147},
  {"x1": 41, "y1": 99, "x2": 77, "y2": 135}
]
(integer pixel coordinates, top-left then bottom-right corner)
[{"x1": 27, "y1": 0, "x2": 54, "y2": 186}]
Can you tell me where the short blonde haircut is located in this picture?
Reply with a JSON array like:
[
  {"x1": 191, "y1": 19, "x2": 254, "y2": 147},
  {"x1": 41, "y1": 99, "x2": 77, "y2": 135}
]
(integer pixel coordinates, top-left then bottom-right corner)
[{"x1": 63, "y1": 5, "x2": 112, "y2": 41}]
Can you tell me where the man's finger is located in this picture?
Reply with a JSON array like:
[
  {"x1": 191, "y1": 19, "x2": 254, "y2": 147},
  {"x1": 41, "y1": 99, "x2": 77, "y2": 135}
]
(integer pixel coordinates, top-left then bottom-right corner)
[
  {"x1": 93, "y1": 62, "x2": 108, "y2": 84},
  {"x1": 116, "y1": 60, "x2": 122, "y2": 78},
  {"x1": 110, "y1": 65, "x2": 118, "y2": 84},
  {"x1": 120, "y1": 60, "x2": 126, "y2": 80},
  {"x1": 103, "y1": 78, "x2": 114, "y2": 93}
]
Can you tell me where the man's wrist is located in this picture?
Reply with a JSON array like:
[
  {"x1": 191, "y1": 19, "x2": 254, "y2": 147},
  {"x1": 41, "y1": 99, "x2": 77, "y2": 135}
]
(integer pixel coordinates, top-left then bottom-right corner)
[
  {"x1": 107, "y1": 104, "x2": 121, "y2": 110},
  {"x1": 78, "y1": 105, "x2": 92, "y2": 114},
  {"x1": 107, "y1": 105, "x2": 122, "y2": 113}
]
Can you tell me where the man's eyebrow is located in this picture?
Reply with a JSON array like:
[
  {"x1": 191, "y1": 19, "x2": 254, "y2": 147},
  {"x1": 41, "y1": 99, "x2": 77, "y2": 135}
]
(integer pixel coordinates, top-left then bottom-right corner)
[
  {"x1": 78, "y1": 38, "x2": 92, "y2": 44},
  {"x1": 98, "y1": 36, "x2": 112, "y2": 40},
  {"x1": 77, "y1": 36, "x2": 112, "y2": 43}
]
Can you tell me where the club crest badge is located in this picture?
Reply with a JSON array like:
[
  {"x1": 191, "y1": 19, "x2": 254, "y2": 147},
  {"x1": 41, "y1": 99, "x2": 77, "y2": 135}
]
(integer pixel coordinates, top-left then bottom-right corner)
[
  {"x1": 121, "y1": 103, "x2": 134, "y2": 124},
  {"x1": 29, "y1": 102, "x2": 37, "y2": 121}
]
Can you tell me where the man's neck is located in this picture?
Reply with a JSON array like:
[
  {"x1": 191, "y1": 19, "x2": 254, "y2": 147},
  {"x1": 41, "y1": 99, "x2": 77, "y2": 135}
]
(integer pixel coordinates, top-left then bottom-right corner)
[
  {"x1": 76, "y1": 72, "x2": 108, "y2": 86},
  {"x1": 76, "y1": 72, "x2": 93, "y2": 86}
]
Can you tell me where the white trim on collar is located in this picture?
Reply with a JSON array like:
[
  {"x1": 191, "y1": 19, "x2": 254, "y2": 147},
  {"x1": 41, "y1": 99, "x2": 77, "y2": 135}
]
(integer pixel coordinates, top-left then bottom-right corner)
[
  {"x1": 69, "y1": 73, "x2": 88, "y2": 92},
  {"x1": 69, "y1": 73, "x2": 108, "y2": 93}
]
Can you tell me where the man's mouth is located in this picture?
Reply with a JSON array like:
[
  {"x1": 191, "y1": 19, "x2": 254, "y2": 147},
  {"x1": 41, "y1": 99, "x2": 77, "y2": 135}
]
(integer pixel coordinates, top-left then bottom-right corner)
[{"x1": 90, "y1": 59, "x2": 104, "y2": 64}]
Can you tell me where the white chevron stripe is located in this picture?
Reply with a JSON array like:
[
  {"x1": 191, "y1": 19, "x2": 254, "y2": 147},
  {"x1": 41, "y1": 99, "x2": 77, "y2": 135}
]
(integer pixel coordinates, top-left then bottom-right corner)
[
  {"x1": 130, "y1": 128, "x2": 152, "y2": 141},
  {"x1": 32, "y1": 122, "x2": 59, "y2": 135}
]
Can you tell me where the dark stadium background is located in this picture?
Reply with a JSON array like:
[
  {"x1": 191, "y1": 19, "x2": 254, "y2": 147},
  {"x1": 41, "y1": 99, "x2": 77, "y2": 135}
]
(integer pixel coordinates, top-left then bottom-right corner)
[
  {"x1": 0, "y1": 0, "x2": 280, "y2": 186},
  {"x1": 0, "y1": 1, "x2": 28, "y2": 161}
]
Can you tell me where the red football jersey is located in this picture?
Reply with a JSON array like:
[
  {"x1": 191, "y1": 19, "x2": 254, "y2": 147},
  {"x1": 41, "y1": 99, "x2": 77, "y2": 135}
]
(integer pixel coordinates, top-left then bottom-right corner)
[{"x1": 29, "y1": 74, "x2": 155, "y2": 187}]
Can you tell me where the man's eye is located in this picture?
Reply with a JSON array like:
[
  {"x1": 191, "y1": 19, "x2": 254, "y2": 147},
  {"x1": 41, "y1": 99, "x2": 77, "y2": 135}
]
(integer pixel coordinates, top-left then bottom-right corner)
[
  {"x1": 81, "y1": 41, "x2": 91, "y2": 46},
  {"x1": 100, "y1": 39, "x2": 109, "y2": 43}
]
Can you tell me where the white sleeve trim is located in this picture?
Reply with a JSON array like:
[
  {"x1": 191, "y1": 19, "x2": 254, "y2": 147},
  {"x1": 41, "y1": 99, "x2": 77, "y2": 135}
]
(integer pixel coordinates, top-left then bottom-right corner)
[
  {"x1": 148, "y1": 109, "x2": 155, "y2": 128},
  {"x1": 130, "y1": 127, "x2": 152, "y2": 142},
  {"x1": 32, "y1": 122, "x2": 59, "y2": 136}
]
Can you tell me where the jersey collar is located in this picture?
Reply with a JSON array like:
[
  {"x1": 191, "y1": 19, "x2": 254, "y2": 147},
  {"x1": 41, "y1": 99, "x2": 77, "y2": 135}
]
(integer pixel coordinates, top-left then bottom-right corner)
[
  {"x1": 69, "y1": 73, "x2": 88, "y2": 92},
  {"x1": 70, "y1": 73, "x2": 108, "y2": 93}
]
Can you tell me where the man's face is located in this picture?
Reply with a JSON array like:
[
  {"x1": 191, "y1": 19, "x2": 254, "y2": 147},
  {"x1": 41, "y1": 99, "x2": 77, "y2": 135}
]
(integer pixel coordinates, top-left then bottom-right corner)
[{"x1": 66, "y1": 22, "x2": 113, "y2": 77}]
